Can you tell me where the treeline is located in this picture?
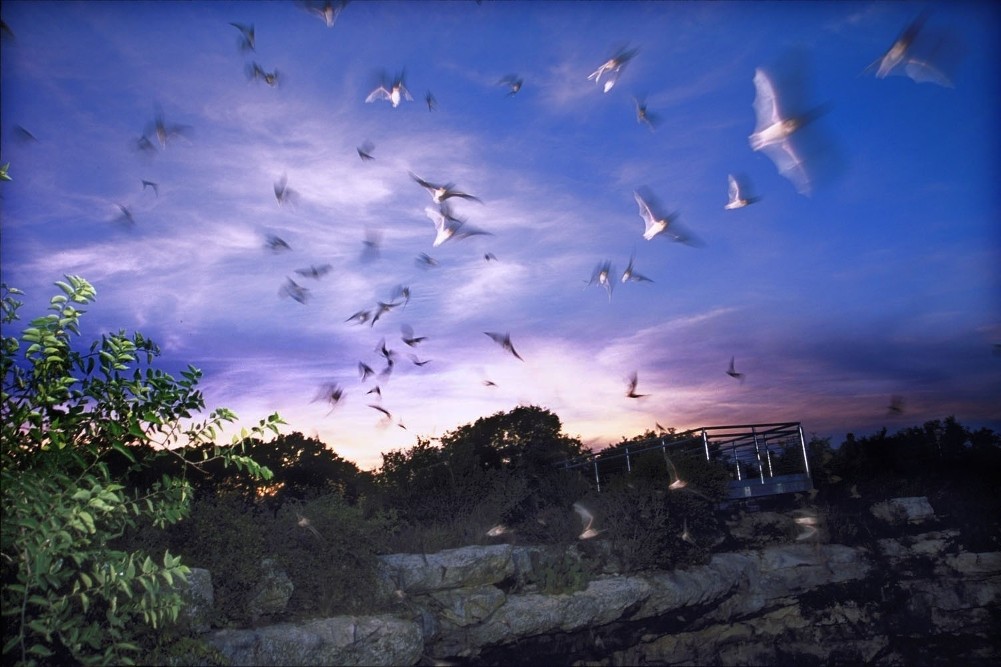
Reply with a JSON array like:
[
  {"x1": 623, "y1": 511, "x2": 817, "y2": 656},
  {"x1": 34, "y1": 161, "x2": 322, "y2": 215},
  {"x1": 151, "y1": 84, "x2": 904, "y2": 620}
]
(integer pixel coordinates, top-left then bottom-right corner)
[
  {"x1": 86, "y1": 381, "x2": 1001, "y2": 629},
  {"x1": 809, "y1": 416, "x2": 1001, "y2": 496}
]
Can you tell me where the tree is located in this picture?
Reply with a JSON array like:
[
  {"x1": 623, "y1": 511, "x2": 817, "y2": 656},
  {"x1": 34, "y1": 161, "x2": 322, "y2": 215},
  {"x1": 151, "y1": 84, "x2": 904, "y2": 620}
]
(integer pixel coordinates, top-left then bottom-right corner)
[
  {"x1": 152, "y1": 432, "x2": 370, "y2": 508},
  {"x1": 1, "y1": 277, "x2": 282, "y2": 665},
  {"x1": 437, "y1": 406, "x2": 588, "y2": 529},
  {"x1": 440, "y1": 405, "x2": 585, "y2": 472},
  {"x1": 370, "y1": 407, "x2": 589, "y2": 534}
]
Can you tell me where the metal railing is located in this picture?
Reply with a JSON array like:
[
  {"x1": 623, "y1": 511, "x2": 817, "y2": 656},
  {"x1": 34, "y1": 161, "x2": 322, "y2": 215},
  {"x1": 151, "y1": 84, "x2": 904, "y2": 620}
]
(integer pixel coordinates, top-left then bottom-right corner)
[{"x1": 557, "y1": 422, "x2": 812, "y2": 500}]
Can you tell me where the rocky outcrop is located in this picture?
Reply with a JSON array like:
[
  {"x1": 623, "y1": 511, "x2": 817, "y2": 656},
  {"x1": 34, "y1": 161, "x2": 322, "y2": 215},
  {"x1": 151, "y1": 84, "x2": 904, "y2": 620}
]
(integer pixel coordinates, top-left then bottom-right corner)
[
  {"x1": 418, "y1": 543, "x2": 871, "y2": 661},
  {"x1": 189, "y1": 497, "x2": 1001, "y2": 665},
  {"x1": 870, "y1": 496, "x2": 936, "y2": 524},
  {"x1": 377, "y1": 544, "x2": 517, "y2": 595},
  {"x1": 203, "y1": 615, "x2": 423, "y2": 667}
]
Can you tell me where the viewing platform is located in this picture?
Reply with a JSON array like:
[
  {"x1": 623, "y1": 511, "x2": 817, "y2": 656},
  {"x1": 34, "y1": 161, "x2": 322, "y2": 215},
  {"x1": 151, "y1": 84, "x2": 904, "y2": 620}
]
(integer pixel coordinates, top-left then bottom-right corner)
[{"x1": 558, "y1": 421, "x2": 813, "y2": 501}]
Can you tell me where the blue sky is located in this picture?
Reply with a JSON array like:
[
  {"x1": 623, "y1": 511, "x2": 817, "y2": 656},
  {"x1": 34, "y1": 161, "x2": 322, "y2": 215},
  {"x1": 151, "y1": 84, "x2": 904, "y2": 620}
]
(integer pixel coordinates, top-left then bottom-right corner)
[{"x1": 2, "y1": 1, "x2": 998, "y2": 470}]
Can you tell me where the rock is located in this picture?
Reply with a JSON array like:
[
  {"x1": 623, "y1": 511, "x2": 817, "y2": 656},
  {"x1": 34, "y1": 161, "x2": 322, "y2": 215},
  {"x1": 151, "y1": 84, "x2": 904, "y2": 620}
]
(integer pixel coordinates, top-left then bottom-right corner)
[
  {"x1": 945, "y1": 551, "x2": 1001, "y2": 576},
  {"x1": 174, "y1": 567, "x2": 213, "y2": 633},
  {"x1": 429, "y1": 585, "x2": 506, "y2": 628},
  {"x1": 189, "y1": 501, "x2": 998, "y2": 666},
  {"x1": 377, "y1": 544, "x2": 514, "y2": 595},
  {"x1": 870, "y1": 496, "x2": 935, "y2": 524},
  {"x1": 725, "y1": 510, "x2": 793, "y2": 547},
  {"x1": 755, "y1": 543, "x2": 873, "y2": 593},
  {"x1": 247, "y1": 558, "x2": 294, "y2": 622},
  {"x1": 459, "y1": 576, "x2": 653, "y2": 648},
  {"x1": 205, "y1": 615, "x2": 422, "y2": 666},
  {"x1": 877, "y1": 530, "x2": 959, "y2": 563},
  {"x1": 636, "y1": 552, "x2": 754, "y2": 620}
]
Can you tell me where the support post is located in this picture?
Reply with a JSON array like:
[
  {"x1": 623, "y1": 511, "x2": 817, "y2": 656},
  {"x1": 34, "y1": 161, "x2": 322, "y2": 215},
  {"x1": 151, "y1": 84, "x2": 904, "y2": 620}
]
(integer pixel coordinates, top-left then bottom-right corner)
[
  {"x1": 798, "y1": 424, "x2": 811, "y2": 478},
  {"x1": 752, "y1": 427, "x2": 765, "y2": 484},
  {"x1": 733, "y1": 440, "x2": 741, "y2": 481}
]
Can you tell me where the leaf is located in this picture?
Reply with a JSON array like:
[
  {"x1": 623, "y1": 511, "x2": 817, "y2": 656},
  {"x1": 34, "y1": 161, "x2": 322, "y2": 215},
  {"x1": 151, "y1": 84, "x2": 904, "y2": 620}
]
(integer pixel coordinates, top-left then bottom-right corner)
[
  {"x1": 111, "y1": 440, "x2": 137, "y2": 463},
  {"x1": 3, "y1": 635, "x2": 22, "y2": 655},
  {"x1": 88, "y1": 497, "x2": 113, "y2": 513},
  {"x1": 27, "y1": 644, "x2": 55, "y2": 657},
  {"x1": 77, "y1": 510, "x2": 96, "y2": 533},
  {"x1": 27, "y1": 620, "x2": 51, "y2": 637}
]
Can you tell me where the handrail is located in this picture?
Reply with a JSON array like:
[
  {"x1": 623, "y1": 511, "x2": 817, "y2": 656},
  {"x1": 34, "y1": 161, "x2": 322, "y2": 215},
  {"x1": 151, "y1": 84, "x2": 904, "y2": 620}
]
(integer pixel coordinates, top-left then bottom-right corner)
[{"x1": 556, "y1": 421, "x2": 811, "y2": 499}]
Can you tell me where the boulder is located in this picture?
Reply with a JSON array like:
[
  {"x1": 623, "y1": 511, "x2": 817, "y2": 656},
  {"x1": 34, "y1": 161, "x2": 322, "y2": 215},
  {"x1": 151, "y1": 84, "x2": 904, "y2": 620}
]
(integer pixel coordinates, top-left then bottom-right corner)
[
  {"x1": 175, "y1": 567, "x2": 214, "y2": 633},
  {"x1": 460, "y1": 576, "x2": 653, "y2": 647},
  {"x1": 636, "y1": 552, "x2": 754, "y2": 620},
  {"x1": 429, "y1": 585, "x2": 506, "y2": 627},
  {"x1": 377, "y1": 544, "x2": 514, "y2": 595},
  {"x1": 945, "y1": 551, "x2": 1001, "y2": 576},
  {"x1": 870, "y1": 496, "x2": 935, "y2": 524},
  {"x1": 205, "y1": 615, "x2": 422, "y2": 666},
  {"x1": 247, "y1": 558, "x2": 294, "y2": 622}
]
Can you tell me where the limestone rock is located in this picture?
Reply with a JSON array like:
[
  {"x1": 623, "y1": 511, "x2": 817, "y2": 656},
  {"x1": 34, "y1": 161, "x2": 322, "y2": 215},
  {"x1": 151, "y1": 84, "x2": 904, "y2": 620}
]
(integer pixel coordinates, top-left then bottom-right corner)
[
  {"x1": 174, "y1": 567, "x2": 213, "y2": 633},
  {"x1": 247, "y1": 558, "x2": 293, "y2": 622},
  {"x1": 429, "y1": 585, "x2": 506, "y2": 627},
  {"x1": 188, "y1": 500, "x2": 997, "y2": 666},
  {"x1": 377, "y1": 544, "x2": 514, "y2": 595},
  {"x1": 460, "y1": 576, "x2": 652, "y2": 647},
  {"x1": 636, "y1": 552, "x2": 754, "y2": 619},
  {"x1": 945, "y1": 551, "x2": 1001, "y2": 576},
  {"x1": 870, "y1": 496, "x2": 935, "y2": 524},
  {"x1": 205, "y1": 615, "x2": 422, "y2": 666}
]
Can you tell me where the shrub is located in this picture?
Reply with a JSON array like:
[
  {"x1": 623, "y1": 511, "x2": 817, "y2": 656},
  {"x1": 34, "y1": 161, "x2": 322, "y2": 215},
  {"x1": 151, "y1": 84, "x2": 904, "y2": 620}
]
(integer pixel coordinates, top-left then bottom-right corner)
[
  {"x1": 1, "y1": 278, "x2": 281, "y2": 665},
  {"x1": 156, "y1": 491, "x2": 400, "y2": 624}
]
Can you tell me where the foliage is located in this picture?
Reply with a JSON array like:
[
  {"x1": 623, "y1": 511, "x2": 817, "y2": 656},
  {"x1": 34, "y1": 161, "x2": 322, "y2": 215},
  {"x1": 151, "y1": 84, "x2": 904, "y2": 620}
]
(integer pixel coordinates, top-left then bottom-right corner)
[
  {"x1": 145, "y1": 492, "x2": 399, "y2": 624},
  {"x1": 272, "y1": 494, "x2": 397, "y2": 617},
  {"x1": 1, "y1": 278, "x2": 281, "y2": 665},
  {"x1": 571, "y1": 445, "x2": 729, "y2": 572},
  {"x1": 129, "y1": 632, "x2": 229, "y2": 667},
  {"x1": 439, "y1": 405, "x2": 587, "y2": 473},
  {"x1": 135, "y1": 431, "x2": 373, "y2": 508},
  {"x1": 806, "y1": 418, "x2": 1001, "y2": 551},
  {"x1": 528, "y1": 551, "x2": 591, "y2": 595},
  {"x1": 372, "y1": 407, "x2": 590, "y2": 551}
]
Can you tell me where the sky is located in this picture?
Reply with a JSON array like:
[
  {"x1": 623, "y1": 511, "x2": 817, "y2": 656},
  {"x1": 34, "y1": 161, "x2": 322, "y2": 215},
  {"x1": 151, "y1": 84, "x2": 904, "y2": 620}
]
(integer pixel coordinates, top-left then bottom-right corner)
[{"x1": 1, "y1": 1, "x2": 999, "y2": 471}]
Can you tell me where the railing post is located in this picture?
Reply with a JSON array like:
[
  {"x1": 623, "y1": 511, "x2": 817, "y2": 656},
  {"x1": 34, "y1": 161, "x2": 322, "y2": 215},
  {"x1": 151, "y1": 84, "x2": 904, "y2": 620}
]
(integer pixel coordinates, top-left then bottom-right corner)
[
  {"x1": 798, "y1": 423, "x2": 811, "y2": 477},
  {"x1": 752, "y1": 427, "x2": 765, "y2": 484},
  {"x1": 732, "y1": 440, "x2": 741, "y2": 480},
  {"x1": 702, "y1": 428, "x2": 709, "y2": 462},
  {"x1": 625, "y1": 446, "x2": 632, "y2": 473},
  {"x1": 593, "y1": 459, "x2": 601, "y2": 493}
]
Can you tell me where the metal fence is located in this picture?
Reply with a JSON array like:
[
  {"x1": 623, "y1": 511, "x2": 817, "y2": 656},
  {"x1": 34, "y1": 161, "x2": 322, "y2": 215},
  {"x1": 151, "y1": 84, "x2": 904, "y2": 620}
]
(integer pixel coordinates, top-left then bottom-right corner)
[{"x1": 557, "y1": 422, "x2": 813, "y2": 500}]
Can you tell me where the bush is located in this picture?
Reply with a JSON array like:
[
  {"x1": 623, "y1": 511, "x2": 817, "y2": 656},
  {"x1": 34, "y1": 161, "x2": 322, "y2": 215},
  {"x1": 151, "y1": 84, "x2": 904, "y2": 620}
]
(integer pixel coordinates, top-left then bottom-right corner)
[
  {"x1": 577, "y1": 451, "x2": 727, "y2": 572},
  {"x1": 1, "y1": 278, "x2": 281, "y2": 665},
  {"x1": 153, "y1": 491, "x2": 400, "y2": 624}
]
